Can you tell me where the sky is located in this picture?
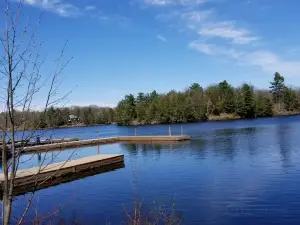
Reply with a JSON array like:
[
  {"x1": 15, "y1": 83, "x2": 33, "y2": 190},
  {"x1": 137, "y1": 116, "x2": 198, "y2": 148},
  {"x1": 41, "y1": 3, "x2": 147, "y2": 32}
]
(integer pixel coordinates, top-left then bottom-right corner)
[{"x1": 8, "y1": 0, "x2": 300, "y2": 107}]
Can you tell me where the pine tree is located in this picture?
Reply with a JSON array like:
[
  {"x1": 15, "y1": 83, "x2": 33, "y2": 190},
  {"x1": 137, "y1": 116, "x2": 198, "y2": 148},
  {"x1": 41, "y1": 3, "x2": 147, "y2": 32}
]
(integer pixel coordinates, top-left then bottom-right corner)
[
  {"x1": 115, "y1": 94, "x2": 136, "y2": 125},
  {"x1": 218, "y1": 80, "x2": 235, "y2": 114},
  {"x1": 243, "y1": 84, "x2": 255, "y2": 118},
  {"x1": 255, "y1": 93, "x2": 273, "y2": 117},
  {"x1": 189, "y1": 83, "x2": 203, "y2": 93},
  {"x1": 270, "y1": 72, "x2": 285, "y2": 110},
  {"x1": 236, "y1": 84, "x2": 255, "y2": 118}
]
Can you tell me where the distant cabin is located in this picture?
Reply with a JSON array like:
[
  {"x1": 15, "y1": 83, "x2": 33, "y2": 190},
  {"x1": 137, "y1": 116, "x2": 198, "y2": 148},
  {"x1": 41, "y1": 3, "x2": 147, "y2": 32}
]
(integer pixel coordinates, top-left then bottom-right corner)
[{"x1": 68, "y1": 115, "x2": 79, "y2": 123}]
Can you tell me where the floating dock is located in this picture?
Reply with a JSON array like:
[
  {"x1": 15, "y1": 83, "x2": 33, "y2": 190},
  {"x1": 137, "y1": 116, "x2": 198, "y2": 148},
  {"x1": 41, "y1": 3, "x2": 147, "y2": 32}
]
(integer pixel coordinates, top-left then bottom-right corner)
[
  {"x1": 0, "y1": 154, "x2": 124, "y2": 196},
  {"x1": 23, "y1": 135, "x2": 190, "y2": 153}
]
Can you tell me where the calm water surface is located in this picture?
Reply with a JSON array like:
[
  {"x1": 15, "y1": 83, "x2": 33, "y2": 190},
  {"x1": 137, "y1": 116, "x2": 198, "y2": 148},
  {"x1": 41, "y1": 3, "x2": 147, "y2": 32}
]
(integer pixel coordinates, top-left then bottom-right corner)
[{"x1": 6, "y1": 116, "x2": 300, "y2": 224}]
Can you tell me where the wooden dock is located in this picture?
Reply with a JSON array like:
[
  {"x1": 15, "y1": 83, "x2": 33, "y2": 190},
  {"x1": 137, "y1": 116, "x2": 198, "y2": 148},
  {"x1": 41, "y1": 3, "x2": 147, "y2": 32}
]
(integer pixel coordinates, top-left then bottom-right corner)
[
  {"x1": 0, "y1": 136, "x2": 190, "y2": 196},
  {"x1": 0, "y1": 154, "x2": 124, "y2": 196},
  {"x1": 23, "y1": 135, "x2": 190, "y2": 153}
]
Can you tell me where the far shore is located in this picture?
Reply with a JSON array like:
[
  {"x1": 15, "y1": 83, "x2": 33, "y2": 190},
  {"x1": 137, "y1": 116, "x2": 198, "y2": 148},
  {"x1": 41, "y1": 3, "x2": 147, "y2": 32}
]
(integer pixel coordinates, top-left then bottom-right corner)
[{"x1": 9, "y1": 111, "x2": 300, "y2": 133}]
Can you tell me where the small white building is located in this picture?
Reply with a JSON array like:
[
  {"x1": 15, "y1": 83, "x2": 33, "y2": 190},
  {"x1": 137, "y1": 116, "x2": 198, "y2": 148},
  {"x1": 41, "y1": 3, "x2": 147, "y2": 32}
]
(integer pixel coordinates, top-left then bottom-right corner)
[{"x1": 68, "y1": 114, "x2": 79, "y2": 123}]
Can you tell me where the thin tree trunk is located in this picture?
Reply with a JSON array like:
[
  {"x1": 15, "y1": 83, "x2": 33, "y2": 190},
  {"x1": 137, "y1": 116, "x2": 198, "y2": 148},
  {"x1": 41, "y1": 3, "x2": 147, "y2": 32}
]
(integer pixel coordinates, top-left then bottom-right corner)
[{"x1": 2, "y1": 137, "x2": 12, "y2": 225}]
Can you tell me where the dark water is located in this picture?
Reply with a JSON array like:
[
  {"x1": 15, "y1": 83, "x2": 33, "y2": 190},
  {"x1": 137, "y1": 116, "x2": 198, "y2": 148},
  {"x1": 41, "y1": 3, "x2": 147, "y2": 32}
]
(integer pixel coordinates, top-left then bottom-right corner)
[{"x1": 6, "y1": 116, "x2": 300, "y2": 224}]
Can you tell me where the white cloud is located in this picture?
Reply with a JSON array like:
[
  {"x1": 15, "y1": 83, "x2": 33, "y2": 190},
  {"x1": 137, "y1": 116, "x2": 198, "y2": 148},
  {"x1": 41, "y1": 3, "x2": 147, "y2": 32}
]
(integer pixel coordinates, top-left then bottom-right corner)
[
  {"x1": 199, "y1": 21, "x2": 259, "y2": 44},
  {"x1": 190, "y1": 42, "x2": 300, "y2": 76},
  {"x1": 145, "y1": 0, "x2": 206, "y2": 6},
  {"x1": 189, "y1": 41, "x2": 215, "y2": 55},
  {"x1": 85, "y1": 5, "x2": 97, "y2": 11},
  {"x1": 156, "y1": 8, "x2": 258, "y2": 45},
  {"x1": 21, "y1": 0, "x2": 126, "y2": 24},
  {"x1": 157, "y1": 34, "x2": 167, "y2": 42},
  {"x1": 150, "y1": 1, "x2": 300, "y2": 77},
  {"x1": 23, "y1": 0, "x2": 81, "y2": 17},
  {"x1": 242, "y1": 51, "x2": 300, "y2": 76},
  {"x1": 181, "y1": 10, "x2": 213, "y2": 23}
]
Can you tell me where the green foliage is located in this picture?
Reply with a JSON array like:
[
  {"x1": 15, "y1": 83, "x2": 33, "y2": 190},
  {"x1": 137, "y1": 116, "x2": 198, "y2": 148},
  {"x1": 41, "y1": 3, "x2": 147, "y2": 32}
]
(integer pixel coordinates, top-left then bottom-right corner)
[
  {"x1": 45, "y1": 107, "x2": 69, "y2": 127},
  {"x1": 205, "y1": 85, "x2": 221, "y2": 115},
  {"x1": 189, "y1": 83, "x2": 203, "y2": 93},
  {"x1": 255, "y1": 93, "x2": 273, "y2": 117},
  {"x1": 270, "y1": 72, "x2": 285, "y2": 105},
  {"x1": 283, "y1": 87, "x2": 298, "y2": 111},
  {"x1": 115, "y1": 94, "x2": 136, "y2": 125},
  {"x1": 4, "y1": 72, "x2": 300, "y2": 129},
  {"x1": 218, "y1": 80, "x2": 235, "y2": 114},
  {"x1": 235, "y1": 84, "x2": 255, "y2": 118},
  {"x1": 114, "y1": 73, "x2": 300, "y2": 125},
  {"x1": 83, "y1": 107, "x2": 95, "y2": 125}
]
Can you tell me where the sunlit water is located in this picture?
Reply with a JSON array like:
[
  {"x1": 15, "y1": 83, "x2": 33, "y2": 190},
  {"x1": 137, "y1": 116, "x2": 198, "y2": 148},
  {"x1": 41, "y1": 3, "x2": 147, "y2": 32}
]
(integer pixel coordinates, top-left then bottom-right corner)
[{"x1": 3, "y1": 116, "x2": 300, "y2": 224}]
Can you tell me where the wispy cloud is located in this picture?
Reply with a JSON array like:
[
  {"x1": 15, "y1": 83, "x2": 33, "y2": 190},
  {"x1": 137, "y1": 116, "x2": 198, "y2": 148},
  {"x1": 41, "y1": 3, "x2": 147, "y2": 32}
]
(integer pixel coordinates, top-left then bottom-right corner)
[
  {"x1": 189, "y1": 41, "x2": 215, "y2": 55},
  {"x1": 177, "y1": 9, "x2": 259, "y2": 45},
  {"x1": 190, "y1": 42, "x2": 300, "y2": 76},
  {"x1": 157, "y1": 34, "x2": 167, "y2": 42},
  {"x1": 156, "y1": 9, "x2": 258, "y2": 46},
  {"x1": 241, "y1": 51, "x2": 300, "y2": 76},
  {"x1": 199, "y1": 21, "x2": 259, "y2": 44},
  {"x1": 84, "y1": 5, "x2": 97, "y2": 12},
  {"x1": 149, "y1": 0, "x2": 300, "y2": 76},
  {"x1": 23, "y1": 0, "x2": 81, "y2": 17},
  {"x1": 21, "y1": 0, "x2": 128, "y2": 25},
  {"x1": 145, "y1": 0, "x2": 206, "y2": 6}
]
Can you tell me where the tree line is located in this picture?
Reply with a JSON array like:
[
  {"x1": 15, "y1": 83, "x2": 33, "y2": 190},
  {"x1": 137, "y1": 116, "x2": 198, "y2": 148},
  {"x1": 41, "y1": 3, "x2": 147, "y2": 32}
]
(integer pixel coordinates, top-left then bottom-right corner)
[
  {"x1": 0, "y1": 106, "x2": 115, "y2": 130},
  {"x1": 115, "y1": 72, "x2": 300, "y2": 125},
  {"x1": 1, "y1": 72, "x2": 299, "y2": 129}
]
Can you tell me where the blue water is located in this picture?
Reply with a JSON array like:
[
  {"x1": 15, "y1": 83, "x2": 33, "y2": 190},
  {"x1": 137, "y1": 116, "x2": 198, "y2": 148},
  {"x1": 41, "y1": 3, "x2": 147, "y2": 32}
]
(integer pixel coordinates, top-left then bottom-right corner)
[{"x1": 6, "y1": 116, "x2": 300, "y2": 224}]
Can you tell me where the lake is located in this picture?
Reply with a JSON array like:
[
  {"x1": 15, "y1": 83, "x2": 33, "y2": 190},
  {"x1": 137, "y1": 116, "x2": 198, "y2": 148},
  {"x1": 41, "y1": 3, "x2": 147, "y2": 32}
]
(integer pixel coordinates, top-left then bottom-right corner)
[{"x1": 5, "y1": 116, "x2": 300, "y2": 224}]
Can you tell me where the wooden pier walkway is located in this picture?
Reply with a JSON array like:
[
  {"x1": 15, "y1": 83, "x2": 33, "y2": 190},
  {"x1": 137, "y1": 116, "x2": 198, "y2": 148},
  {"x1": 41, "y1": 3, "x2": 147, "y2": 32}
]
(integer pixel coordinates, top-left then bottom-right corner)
[
  {"x1": 0, "y1": 135, "x2": 190, "y2": 196},
  {"x1": 0, "y1": 154, "x2": 124, "y2": 196},
  {"x1": 23, "y1": 135, "x2": 190, "y2": 153}
]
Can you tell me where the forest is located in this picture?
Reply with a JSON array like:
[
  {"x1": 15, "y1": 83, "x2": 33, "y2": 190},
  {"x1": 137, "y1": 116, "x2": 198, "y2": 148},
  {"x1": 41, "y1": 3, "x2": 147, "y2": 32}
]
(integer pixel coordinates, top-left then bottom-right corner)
[
  {"x1": 114, "y1": 72, "x2": 300, "y2": 125},
  {"x1": 1, "y1": 72, "x2": 299, "y2": 129}
]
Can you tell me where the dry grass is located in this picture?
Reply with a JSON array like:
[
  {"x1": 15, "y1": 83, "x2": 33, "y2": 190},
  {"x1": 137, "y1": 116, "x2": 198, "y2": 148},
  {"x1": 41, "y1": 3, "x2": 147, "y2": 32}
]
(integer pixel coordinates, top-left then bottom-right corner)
[
  {"x1": 208, "y1": 113, "x2": 240, "y2": 121},
  {"x1": 125, "y1": 200, "x2": 181, "y2": 225},
  {"x1": 273, "y1": 110, "x2": 300, "y2": 117}
]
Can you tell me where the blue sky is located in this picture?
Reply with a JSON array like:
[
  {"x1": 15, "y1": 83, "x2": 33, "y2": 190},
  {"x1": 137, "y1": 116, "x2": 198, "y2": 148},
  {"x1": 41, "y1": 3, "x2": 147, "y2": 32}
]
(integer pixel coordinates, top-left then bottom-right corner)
[{"x1": 14, "y1": 0, "x2": 300, "y2": 107}]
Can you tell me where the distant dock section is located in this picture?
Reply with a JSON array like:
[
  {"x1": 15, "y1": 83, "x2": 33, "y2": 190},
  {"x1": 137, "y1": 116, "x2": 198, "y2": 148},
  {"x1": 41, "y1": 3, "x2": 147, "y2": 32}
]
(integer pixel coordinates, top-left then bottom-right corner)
[
  {"x1": 23, "y1": 135, "x2": 190, "y2": 153},
  {"x1": 0, "y1": 154, "x2": 124, "y2": 196}
]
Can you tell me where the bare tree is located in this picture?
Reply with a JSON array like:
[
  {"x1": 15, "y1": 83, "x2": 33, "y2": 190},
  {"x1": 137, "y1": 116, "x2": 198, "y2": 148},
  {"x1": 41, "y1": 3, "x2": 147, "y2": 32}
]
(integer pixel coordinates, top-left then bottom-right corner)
[{"x1": 0, "y1": 1, "x2": 72, "y2": 224}]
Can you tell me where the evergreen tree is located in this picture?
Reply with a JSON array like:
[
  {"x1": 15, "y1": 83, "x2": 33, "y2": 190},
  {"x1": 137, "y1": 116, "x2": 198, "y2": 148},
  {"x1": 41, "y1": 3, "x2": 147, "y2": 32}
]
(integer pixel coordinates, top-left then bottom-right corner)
[
  {"x1": 218, "y1": 80, "x2": 235, "y2": 113},
  {"x1": 255, "y1": 93, "x2": 273, "y2": 117},
  {"x1": 236, "y1": 84, "x2": 255, "y2": 118},
  {"x1": 283, "y1": 87, "x2": 298, "y2": 111},
  {"x1": 243, "y1": 84, "x2": 255, "y2": 118},
  {"x1": 189, "y1": 83, "x2": 203, "y2": 93},
  {"x1": 115, "y1": 94, "x2": 136, "y2": 125},
  {"x1": 83, "y1": 107, "x2": 95, "y2": 125},
  {"x1": 136, "y1": 92, "x2": 148, "y2": 123},
  {"x1": 150, "y1": 90, "x2": 159, "y2": 101},
  {"x1": 270, "y1": 72, "x2": 285, "y2": 109},
  {"x1": 206, "y1": 85, "x2": 221, "y2": 115}
]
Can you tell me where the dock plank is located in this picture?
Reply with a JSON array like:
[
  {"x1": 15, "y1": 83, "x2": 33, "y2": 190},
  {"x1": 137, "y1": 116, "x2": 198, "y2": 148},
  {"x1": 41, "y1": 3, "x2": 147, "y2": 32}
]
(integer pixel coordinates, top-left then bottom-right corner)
[
  {"x1": 23, "y1": 135, "x2": 190, "y2": 153},
  {"x1": 0, "y1": 154, "x2": 124, "y2": 196},
  {"x1": 0, "y1": 154, "x2": 123, "y2": 181}
]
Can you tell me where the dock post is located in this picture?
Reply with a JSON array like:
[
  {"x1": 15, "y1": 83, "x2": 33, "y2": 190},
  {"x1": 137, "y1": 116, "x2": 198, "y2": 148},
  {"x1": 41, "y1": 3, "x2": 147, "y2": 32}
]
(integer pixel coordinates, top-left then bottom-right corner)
[
  {"x1": 181, "y1": 126, "x2": 184, "y2": 136},
  {"x1": 134, "y1": 128, "x2": 137, "y2": 136},
  {"x1": 96, "y1": 131, "x2": 99, "y2": 139},
  {"x1": 169, "y1": 126, "x2": 172, "y2": 136}
]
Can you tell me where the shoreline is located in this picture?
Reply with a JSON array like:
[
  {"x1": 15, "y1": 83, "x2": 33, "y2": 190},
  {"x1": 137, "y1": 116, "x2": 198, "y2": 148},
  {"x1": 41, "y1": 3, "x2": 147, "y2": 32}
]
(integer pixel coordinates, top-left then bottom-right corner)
[
  {"x1": 122, "y1": 111, "x2": 300, "y2": 126},
  {"x1": 9, "y1": 112, "x2": 300, "y2": 132}
]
